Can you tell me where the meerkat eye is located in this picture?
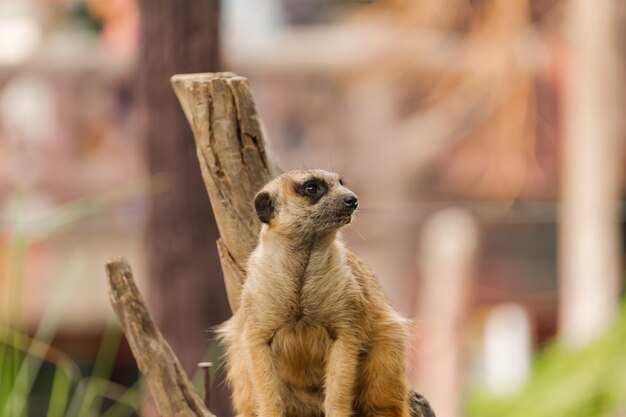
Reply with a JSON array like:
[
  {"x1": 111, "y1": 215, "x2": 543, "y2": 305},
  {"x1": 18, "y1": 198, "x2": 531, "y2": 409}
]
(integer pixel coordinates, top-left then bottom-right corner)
[
  {"x1": 296, "y1": 179, "x2": 327, "y2": 202},
  {"x1": 339, "y1": 178, "x2": 345, "y2": 186},
  {"x1": 304, "y1": 182, "x2": 319, "y2": 194}
]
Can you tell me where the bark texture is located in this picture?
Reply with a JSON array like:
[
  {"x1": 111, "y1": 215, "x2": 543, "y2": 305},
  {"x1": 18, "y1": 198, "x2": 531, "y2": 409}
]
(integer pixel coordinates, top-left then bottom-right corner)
[
  {"x1": 106, "y1": 258, "x2": 214, "y2": 417},
  {"x1": 170, "y1": 72, "x2": 282, "y2": 313}
]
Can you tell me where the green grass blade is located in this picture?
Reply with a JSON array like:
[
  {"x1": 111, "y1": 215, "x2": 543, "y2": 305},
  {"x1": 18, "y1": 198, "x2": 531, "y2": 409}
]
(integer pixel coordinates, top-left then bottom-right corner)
[
  {"x1": 3, "y1": 254, "x2": 86, "y2": 417},
  {"x1": 45, "y1": 365, "x2": 71, "y2": 417},
  {"x1": 68, "y1": 318, "x2": 121, "y2": 417}
]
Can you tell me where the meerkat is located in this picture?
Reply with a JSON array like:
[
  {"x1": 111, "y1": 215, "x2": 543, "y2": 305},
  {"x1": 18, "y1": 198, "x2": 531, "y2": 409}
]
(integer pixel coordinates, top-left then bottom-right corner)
[{"x1": 218, "y1": 169, "x2": 417, "y2": 417}]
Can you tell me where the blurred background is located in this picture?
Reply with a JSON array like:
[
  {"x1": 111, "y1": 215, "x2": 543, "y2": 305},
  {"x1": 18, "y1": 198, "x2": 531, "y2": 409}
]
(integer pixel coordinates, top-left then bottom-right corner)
[{"x1": 0, "y1": 0, "x2": 625, "y2": 416}]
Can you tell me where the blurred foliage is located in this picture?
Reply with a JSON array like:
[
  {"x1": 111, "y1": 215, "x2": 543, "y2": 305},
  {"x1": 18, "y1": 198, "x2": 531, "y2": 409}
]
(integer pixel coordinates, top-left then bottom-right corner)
[
  {"x1": 0, "y1": 322, "x2": 141, "y2": 417},
  {"x1": 467, "y1": 297, "x2": 626, "y2": 417},
  {"x1": 0, "y1": 184, "x2": 154, "y2": 416}
]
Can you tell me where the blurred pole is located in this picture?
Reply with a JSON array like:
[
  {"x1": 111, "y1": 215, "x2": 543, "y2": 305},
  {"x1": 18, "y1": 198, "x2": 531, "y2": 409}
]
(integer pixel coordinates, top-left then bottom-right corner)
[
  {"x1": 413, "y1": 208, "x2": 478, "y2": 417},
  {"x1": 559, "y1": 0, "x2": 623, "y2": 346},
  {"x1": 138, "y1": 1, "x2": 232, "y2": 416}
]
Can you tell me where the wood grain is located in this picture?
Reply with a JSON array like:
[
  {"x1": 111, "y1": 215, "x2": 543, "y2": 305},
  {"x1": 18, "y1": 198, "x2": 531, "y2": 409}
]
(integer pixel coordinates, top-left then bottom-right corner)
[
  {"x1": 171, "y1": 72, "x2": 281, "y2": 314},
  {"x1": 106, "y1": 258, "x2": 214, "y2": 417}
]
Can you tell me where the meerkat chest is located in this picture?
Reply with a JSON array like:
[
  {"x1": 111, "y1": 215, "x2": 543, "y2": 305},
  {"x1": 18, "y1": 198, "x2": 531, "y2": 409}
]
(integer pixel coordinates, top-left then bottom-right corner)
[
  {"x1": 253, "y1": 264, "x2": 354, "y2": 327},
  {"x1": 247, "y1": 241, "x2": 355, "y2": 324}
]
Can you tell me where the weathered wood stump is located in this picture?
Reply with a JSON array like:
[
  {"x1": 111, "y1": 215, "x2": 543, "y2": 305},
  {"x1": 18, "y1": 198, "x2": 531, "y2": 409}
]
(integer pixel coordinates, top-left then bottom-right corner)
[{"x1": 170, "y1": 72, "x2": 281, "y2": 314}]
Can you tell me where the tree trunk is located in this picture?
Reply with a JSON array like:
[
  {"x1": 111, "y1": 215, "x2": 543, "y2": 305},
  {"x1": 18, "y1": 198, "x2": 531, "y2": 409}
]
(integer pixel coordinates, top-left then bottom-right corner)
[{"x1": 138, "y1": 2, "x2": 232, "y2": 416}]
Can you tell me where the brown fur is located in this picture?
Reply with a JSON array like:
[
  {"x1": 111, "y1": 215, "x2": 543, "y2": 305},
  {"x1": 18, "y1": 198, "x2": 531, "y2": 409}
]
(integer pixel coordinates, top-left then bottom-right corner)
[{"x1": 218, "y1": 170, "x2": 410, "y2": 417}]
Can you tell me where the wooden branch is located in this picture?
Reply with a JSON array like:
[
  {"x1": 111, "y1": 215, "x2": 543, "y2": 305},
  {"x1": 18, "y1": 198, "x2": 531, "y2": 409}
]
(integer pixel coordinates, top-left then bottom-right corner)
[
  {"x1": 171, "y1": 72, "x2": 281, "y2": 313},
  {"x1": 106, "y1": 258, "x2": 214, "y2": 417}
]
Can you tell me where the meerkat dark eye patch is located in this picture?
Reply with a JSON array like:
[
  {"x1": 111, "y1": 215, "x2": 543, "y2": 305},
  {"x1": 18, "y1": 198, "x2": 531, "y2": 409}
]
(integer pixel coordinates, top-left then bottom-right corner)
[
  {"x1": 295, "y1": 178, "x2": 327, "y2": 204},
  {"x1": 254, "y1": 191, "x2": 275, "y2": 224}
]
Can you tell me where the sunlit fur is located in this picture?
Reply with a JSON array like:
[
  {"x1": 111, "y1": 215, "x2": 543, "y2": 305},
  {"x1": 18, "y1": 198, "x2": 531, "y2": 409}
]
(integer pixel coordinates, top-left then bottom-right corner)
[{"x1": 218, "y1": 170, "x2": 410, "y2": 417}]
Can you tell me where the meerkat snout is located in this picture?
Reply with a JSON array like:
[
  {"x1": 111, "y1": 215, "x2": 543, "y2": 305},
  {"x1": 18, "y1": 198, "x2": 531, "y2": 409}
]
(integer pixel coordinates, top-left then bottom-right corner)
[{"x1": 343, "y1": 193, "x2": 358, "y2": 209}]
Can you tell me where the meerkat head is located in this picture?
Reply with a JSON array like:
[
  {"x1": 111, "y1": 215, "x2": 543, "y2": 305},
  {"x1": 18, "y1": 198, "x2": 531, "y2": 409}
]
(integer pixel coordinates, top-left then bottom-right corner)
[{"x1": 253, "y1": 169, "x2": 358, "y2": 238}]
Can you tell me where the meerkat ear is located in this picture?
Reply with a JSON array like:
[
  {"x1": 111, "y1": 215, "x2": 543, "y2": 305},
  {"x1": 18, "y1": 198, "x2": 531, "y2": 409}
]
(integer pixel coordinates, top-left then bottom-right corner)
[{"x1": 254, "y1": 191, "x2": 275, "y2": 224}]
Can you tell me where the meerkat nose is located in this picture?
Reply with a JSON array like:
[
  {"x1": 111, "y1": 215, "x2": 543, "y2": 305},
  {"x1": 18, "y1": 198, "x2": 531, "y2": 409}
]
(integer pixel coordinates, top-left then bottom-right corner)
[{"x1": 343, "y1": 194, "x2": 358, "y2": 209}]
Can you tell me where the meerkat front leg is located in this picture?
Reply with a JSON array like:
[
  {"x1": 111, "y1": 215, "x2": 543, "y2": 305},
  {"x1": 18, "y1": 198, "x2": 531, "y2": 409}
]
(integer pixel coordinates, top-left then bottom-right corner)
[
  {"x1": 243, "y1": 328, "x2": 284, "y2": 417},
  {"x1": 324, "y1": 335, "x2": 360, "y2": 417},
  {"x1": 354, "y1": 319, "x2": 411, "y2": 417}
]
